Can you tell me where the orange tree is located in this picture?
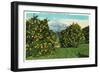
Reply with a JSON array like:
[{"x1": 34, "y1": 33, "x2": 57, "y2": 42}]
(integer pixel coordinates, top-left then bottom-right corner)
[
  {"x1": 26, "y1": 15, "x2": 58, "y2": 58},
  {"x1": 82, "y1": 26, "x2": 89, "y2": 43},
  {"x1": 60, "y1": 23, "x2": 85, "y2": 48}
]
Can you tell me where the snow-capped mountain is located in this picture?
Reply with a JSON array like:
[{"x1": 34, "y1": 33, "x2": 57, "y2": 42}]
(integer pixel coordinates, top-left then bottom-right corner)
[{"x1": 48, "y1": 21, "x2": 69, "y2": 32}]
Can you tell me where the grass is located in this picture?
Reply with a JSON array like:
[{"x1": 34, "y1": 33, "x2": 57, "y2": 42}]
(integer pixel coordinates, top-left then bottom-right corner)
[{"x1": 26, "y1": 44, "x2": 89, "y2": 60}]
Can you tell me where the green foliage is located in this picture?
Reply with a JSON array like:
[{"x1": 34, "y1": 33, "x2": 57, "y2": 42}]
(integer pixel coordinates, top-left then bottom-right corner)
[
  {"x1": 26, "y1": 44, "x2": 89, "y2": 60},
  {"x1": 82, "y1": 26, "x2": 89, "y2": 43},
  {"x1": 26, "y1": 15, "x2": 89, "y2": 59},
  {"x1": 60, "y1": 23, "x2": 85, "y2": 48},
  {"x1": 26, "y1": 15, "x2": 58, "y2": 58}
]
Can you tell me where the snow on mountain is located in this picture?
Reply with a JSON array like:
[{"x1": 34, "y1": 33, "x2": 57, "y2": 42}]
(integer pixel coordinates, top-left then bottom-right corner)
[{"x1": 48, "y1": 21, "x2": 69, "y2": 32}]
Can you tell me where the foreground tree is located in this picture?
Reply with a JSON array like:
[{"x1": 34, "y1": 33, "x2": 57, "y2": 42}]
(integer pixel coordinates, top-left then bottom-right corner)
[
  {"x1": 26, "y1": 15, "x2": 59, "y2": 58},
  {"x1": 60, "y1": 23, "x2": 85, "y2": 48}
]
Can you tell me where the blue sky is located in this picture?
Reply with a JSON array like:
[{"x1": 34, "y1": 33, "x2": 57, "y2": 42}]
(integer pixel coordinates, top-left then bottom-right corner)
[
  {"x1": 25, "y1": 11, "x2": 89, "y2": 30},
  {"x1": 26, "y1": 12, "x2": 89, "y2": 21}
]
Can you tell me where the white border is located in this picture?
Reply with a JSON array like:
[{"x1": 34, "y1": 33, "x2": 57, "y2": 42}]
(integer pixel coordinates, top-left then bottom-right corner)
[{"x1": 18, "y1": 5, "x2": 95, "y2": 68}]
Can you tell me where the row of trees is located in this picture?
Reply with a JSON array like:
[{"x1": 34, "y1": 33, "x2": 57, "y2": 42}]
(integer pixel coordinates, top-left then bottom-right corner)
[
  {"x1": 26, "y1": 15, "x2": 89, "y2": 58},
  {"x1": 60, "y1": 23, "x2": 88, "y2": 48}
]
